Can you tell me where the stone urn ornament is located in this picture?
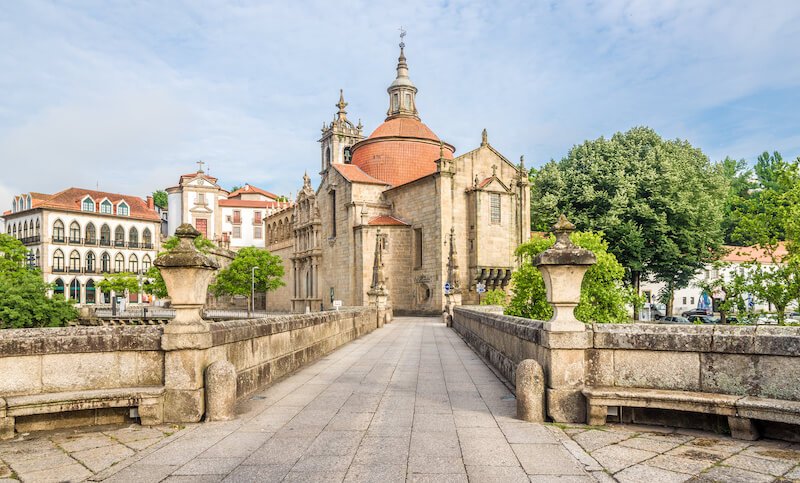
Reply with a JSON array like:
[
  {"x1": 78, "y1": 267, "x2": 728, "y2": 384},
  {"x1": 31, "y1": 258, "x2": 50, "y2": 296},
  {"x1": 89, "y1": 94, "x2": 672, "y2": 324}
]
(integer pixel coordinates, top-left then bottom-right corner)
[{"x1": 533, "y1": 215, "x2": 596, "y2": 332}]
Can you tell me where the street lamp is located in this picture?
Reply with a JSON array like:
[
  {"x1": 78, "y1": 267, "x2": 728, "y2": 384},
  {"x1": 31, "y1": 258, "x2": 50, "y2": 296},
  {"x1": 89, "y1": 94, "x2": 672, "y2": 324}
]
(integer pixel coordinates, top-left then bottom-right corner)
[{"x1": 251, "y1": 266, "x2": 259, "y2": 317}]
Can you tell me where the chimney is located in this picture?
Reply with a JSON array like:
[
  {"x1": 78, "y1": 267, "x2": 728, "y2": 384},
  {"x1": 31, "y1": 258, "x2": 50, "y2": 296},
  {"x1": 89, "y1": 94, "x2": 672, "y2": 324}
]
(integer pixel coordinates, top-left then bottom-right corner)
[{"x1": 147, "y1": 196, "x2": 155, "y2": 210}]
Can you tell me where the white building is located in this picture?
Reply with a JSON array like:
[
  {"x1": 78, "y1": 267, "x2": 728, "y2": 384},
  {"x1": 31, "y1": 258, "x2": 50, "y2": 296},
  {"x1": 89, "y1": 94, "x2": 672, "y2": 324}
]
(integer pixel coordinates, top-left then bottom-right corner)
[
  {"x1": 166, "y1": 167, "x2": 290, "y2": 250},
  {"x1": 1, "y1": 189, "x2": 162, "y2": 305},
  {"x1": 640, "y1": 244, "x2": 787, "y2": 316}
]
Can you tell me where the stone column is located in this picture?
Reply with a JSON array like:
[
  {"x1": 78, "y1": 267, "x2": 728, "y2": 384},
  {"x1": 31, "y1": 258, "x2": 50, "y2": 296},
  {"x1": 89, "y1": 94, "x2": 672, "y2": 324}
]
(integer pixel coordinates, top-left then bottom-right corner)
[
  {"x1": 534, "y1": 215, "x2": 596, "y2": 422},
  {"x1": 155, "y1": 223, "x2": 220, "y2": 423},
  {"x1": 367, "y1": 229, "x2": 392, "y2": 327},
  {"x1": 443, "y1": 227, "x2": 462, "y2": 327}
]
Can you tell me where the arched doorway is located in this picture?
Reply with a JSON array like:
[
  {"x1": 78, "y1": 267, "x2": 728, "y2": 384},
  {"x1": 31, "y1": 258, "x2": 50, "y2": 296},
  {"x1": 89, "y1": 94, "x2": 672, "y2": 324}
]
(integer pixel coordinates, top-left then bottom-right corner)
[{"x1": 69, "y1": 279, "x2": 81, "y2": 303}]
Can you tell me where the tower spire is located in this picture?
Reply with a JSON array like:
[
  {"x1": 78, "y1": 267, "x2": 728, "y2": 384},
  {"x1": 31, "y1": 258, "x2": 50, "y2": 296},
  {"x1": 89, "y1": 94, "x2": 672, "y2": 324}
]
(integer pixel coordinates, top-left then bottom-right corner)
[
  {"x1": 386, "y1": 28, "x2": 419, "y2": 121},
  {"x1": 336, "y1": 89, "x2": 348, "y2": 122}
]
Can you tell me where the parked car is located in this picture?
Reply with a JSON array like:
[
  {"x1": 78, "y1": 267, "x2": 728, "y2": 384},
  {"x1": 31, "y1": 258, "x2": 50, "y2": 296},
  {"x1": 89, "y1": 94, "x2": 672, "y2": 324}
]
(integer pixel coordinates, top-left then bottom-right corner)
[
  {"x1": 687, "y1": 315, "x2": 717, "y2": 324},
  {"x1": 755, "y1": 314, "x2": 778, "y2": 325},
  {"x1": 682, "y1": 308, "x2": 711, "y2": 318},
  {"x1": 660, "y1": 316, "x2": 691, "y2": 324}
]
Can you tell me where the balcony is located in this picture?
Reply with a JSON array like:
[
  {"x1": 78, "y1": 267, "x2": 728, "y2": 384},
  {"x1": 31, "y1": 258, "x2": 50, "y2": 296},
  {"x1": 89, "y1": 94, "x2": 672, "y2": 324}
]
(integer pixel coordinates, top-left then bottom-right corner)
[
  {"x1": 100, "y1": 239, "x2": 111, "y2": 247},
  {"x1": 52, "y1": 266, "x2": 66, "y2": 273},
  {"x1": 84, "y1": 238, "x2": 98, "y2": 246},
  {"x1": 143, "y1": 243, "x2": 153, "y2": 249},
  {"x1": 128, "y1": 242, "x2": 139, "y2": 249},
  {"x1": 114, "y1": 241, "x2": 125, "y2": 248},
  {"x1": 20, "y1": 235, "x2": 41, "y2": 245},
  {"x1": 53, "y1": 237, "x2": 65, "y2": 244},
  {"x1": 69, "y1": 238, "x2": 81, "y2": 245},
  {"x1": 84, "y1": 267, "x2": 97, "y2": 274},
  {"x1": 68, "y1": 267, "x2": 81, "y2": 274}
]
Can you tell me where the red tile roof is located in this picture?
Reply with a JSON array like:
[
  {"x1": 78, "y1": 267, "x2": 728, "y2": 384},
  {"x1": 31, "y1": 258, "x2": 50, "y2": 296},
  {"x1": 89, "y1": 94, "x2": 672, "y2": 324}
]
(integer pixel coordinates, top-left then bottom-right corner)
[
  {"x1": 721, "y1": 244, "x2": 788, "y2": 263},
  {"x1": 179, "y1": 171, "x2": 218, "y2": 184},
  {"x1": 369, "y1": 117, "x2": 441, "y2": 140},
  {"x1": 219, "y1": 199, "x2": 293, "y2": 209},
  {"x1": 228, "y1": 184, "x2": 279, "y2": 200},
  {"x1": 368, "y1": 215, "x2": 410, "y2": 226},
  {"x1": 332, "y1": 164, "x2": 390, "y2": 185},
  {"x1": 26, "y1": 188, "x2": 161, "y2": 221}
]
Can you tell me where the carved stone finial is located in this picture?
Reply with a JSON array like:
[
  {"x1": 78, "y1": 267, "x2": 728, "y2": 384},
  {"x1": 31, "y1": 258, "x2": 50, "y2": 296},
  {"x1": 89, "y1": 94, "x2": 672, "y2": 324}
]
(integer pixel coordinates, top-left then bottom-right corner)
[
  {"x1": 519, "y1": 155, "x2": 525, "y2": 170},
  {"x1": 302, "y1": 171, "x2": 311, "y2": 190},
  {"x1": 481, "y1": 129, "x2": 488, "y2": 146},
  {"x1": 336, "y1": 89, "x2": 348, "y2": 121},
  {"x1": 552, "y1": 214, "x2": 576, "y2": 249},
  {"x1": 439, "y1": 141, "x2": 444, "y2": 159}
]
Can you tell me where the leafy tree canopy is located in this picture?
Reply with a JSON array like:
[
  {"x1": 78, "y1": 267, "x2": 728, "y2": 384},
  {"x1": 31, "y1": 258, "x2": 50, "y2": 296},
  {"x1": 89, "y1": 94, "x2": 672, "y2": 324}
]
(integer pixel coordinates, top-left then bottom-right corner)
[
  {"x1": 210, "y1": 247, "x2": 285, "y2": 298},
  {"x1": 152, "y1": 190, "x2": 168, "y2": 210},
  {"x1": 480, "y1": 289, "x2": 507, "y2": 306},
  {"x1": 0, "y1": 234, "x2": 77, "y2": 328},
  {"x1": 97, "y1": 272, "x2": 140, "y2": 295},
  {"x1": 505, "y1": 232, "x2": 633, "y2": 323}
]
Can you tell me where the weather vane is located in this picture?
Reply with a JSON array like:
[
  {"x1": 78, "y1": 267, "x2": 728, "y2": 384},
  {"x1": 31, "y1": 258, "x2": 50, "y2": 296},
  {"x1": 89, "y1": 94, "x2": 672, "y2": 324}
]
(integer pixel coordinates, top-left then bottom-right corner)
[{"x1": 399, "y1": 26, "x2": 406, "y2": 49}]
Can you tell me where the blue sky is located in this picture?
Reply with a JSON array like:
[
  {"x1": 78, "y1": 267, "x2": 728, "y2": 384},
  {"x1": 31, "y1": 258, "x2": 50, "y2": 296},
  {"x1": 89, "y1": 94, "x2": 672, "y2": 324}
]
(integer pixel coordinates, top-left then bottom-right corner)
[{"x1": 1, "y1": 1, "x2": 799, "y2": 203}]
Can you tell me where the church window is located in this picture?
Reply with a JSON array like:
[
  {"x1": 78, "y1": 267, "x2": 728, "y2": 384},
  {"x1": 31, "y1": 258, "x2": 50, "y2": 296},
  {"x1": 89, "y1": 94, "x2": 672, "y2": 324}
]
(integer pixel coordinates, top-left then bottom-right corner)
[
  {"x1": 232, "y1": 226, "x2": 241, "y2": 239},
  {"x1": 392, "y1": 93, "x2": 399, "y2": 110},
  {"x1": 405, "y1": 93, "x2": 411, "y2": 108},
  {"x1": 197, "y1": 193, "x2": 206, "y2": 205},
  {"x1": 414, "y1": 228, "x2": 423, "y2": 268},
  {"x1": 330, "y1": 191, "x2": 337, "y2": 237},
  {"x1": 325, "y1": 147, "x2": 331, "y2": 168},
  {"x1": 343, "y1": 147, "x2": 352, "y2": 164},
  {"x1": 490, "y1": 194, "x2": 501, "y2": 224}
]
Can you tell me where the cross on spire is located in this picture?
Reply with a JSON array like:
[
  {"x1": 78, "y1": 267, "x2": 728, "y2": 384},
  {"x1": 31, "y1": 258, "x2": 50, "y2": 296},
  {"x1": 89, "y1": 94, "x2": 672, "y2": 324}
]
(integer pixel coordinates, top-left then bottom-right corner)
[
  {"x1": 399, "y1": 26, "x2": 406, "y2": 49},
  {"x1": 196, "y1": 160, "x2": 205, "y2": 173}
]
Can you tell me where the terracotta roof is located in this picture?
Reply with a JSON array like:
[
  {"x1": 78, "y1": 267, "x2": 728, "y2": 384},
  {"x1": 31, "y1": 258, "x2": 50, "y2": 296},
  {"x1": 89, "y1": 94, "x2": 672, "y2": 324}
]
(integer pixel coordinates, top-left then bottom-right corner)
[
  {"x1": 28, "y1": 188, "x2": 161, "y2": 221},
  {"x1": 721, "y1": 244, "x2": 788, "y2": 263},
  {"x1": 332, "y1": 164, "x2": 390, "y2": 185},
  {"x1": 228, "y1": 184, "x2": 279, "y2": 200},
  {"x1": 369, "y1": 117, "x2": 441, "y2": 141},
  {"x1": 368, "y1": 215, "x2": 410, "y2": 226},
  {"x1": 219, "y1": 199, "x2": 293, "y2": 209},
  {"x1": 179, "y1": 171, "x2": 218, "y2": 184}
]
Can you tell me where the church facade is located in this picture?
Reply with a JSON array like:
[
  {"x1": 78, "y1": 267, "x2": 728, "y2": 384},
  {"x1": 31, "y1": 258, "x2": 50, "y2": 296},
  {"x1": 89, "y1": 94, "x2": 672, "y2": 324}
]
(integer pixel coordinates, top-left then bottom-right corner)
[{"x1": 266, "y1": 44, "x2": 530, "y2": 314}]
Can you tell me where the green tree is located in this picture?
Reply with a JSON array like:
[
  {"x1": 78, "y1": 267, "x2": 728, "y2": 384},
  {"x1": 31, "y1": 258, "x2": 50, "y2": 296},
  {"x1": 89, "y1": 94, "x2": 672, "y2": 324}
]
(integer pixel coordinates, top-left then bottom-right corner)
[
  {"x1": 0, "y1": 234, "x2": 78, "y2": 328},
  {"x1": 744, "y1": 260, "x2": 800, "y2": 325},
  {"x1": 718, "y1": 157, "x2": 755, "y2": 245},
  {"x1": 229, "y1": 185, "x2": 243, "y2": 193},
  {"x1": 152, "y1": 190, "x2": 168, "y2": 210},
  {"x1": 698, "y1": 261, "x2": 748, "y2": 324},
  {"x1": 480, "y1": 289, "x2": 507, "y2": 306},
  {"x1": 505, "y1": 232, "x2": 632, "y2": 323},
  {"x1": 529, "y1": 127, "x2": 727, "y2": 317},
  {"x1": 210, "y1": 247, "x2": 285, "y2": 311},
  {"x1": 97, "y1": 272, "x2": 140, "y2": 295},
  {"x1": 142, "y1": 235, "x2": 215, "y2": 299}
]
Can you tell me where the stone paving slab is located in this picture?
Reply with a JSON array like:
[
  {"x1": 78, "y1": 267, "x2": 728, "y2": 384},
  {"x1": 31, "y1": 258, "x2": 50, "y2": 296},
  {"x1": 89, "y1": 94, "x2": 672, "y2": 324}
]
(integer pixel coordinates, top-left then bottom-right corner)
[{"x1": 4, "y1": 316, "x2": 800, "y2": 482}]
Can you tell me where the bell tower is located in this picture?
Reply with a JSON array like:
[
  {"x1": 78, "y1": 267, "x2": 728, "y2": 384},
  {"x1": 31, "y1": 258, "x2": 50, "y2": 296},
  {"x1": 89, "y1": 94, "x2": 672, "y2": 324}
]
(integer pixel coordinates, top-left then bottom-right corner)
[{"x1": 319, "y1": 89, "x2": 364, "y2": 174}]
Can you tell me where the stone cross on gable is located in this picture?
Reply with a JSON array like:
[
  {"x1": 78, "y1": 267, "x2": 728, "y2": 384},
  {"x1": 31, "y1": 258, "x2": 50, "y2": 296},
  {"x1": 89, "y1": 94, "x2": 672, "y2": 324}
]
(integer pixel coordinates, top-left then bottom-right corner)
[
  {"x1": 491, "y1": 165, "x2": 498, "y2": 177},
  {"x1": 196, "y1": 160, "x2": 205, "y2": 173}
]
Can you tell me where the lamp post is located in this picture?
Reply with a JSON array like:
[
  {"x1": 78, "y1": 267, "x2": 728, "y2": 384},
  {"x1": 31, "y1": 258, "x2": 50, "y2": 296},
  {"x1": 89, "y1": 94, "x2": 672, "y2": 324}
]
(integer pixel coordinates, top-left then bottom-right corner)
[{"x1": 251, "y1": 266, "x2": 259, "y2": 317}]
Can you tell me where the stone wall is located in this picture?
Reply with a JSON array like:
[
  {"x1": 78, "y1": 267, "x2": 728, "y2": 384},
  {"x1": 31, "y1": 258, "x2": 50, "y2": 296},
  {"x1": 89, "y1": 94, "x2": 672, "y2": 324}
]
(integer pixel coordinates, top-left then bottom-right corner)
[{"x1": 452, "y1": 306, "x2": 800, "y2": 424}]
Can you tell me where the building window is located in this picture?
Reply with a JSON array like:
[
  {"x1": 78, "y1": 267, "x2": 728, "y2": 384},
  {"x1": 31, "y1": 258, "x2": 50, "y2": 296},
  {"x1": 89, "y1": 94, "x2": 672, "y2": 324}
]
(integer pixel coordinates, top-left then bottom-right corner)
[
  {"x1": 115, "y1": 226, "x2": 125, "y2": 246},
  {"x1": 118, "y1": 202, "x2": 129, "y2": 216},
  {"x1": 53, "y1": 220, "x2": 65, "y2": 242},
  {"x1": 82, "y1": 198, "x2": 95, "y2": 212},
  {"x1": 114, "y1": 253, "x2": 125, "y2": 272},
  {"x1": 86, "y1": 252, "x2": 96, "y2": 273},
  {"x1": 129, "y1": 254, "x2": 138, "y2": 274},
  {"x1": 325, "y1": 147, "x2": 331, "y2": 169},
  {"x1": 85, "y1": 223, "x2": 96, "y2": 243},
  {"x1": 69, "y1": 222, "x2": 81, "y2": 243},
  {"x1": 101, "y1": 253, "x2": 111, "y2": 273},
  {"x1": 254, "y1": 226, "x2": 262, "y2": 239},
  {"x1": 142, "y1": 255, "x2": 151, "y2": 271},
  {"x1": 53, "y1": 250, "x2": 65, "y2": 272},
  {"x1": 35, "y1": 219, "x2": 40, "y2": 236},
  {"x1": 344, "y1": 146, "x2": 352, "y2": 164},
  {"x1": 232, "y1": 226, "x2": 241, "y2": 239},
  {"x1": 53, "y1": 278, "x2": 65, "y2": 298},
  {"x1": 100, "y1": 200, "x2": 112, "y2": 214},
  {"x1": 393, "y1": 93, "x2": 399, "y2": 110},
  {"x1": 330, "y1": 190, "x2": 337, "y2": 237},
  {"x1": 100, "y1": 224, "x2": 111, "y2": 246},
  {"x1": 69, "y1": 251, "x2": 81, "y2": 272},
  {"x1": 414, "y1": 228, "x2": 423, "y2": 268},
  {"x1": 69, "y1": 279, "x2": 81, "y2": 302},
  {"x1": 197, "y1": 193, "x2": 206, "y2": 205},
  {"x1": 233, "y1": 210, "x2": 242, "y2": 224},
  {"x1": 254, "y1": 211, "x2": 262, "y2": 224},
  {"x1": 129, "y1": 227, "x2": 138, "y2": 247},
  {"x1": 690, "y1": 297, "x2": 695, "y2": 305},
  {"x1": 490, "y1": 193, "x2": 501, "y2": 224},
  {"x1": 143, "y1": 228, "x2": 152, "y2": 248},
  {"x1": 682, "y1": 297, "x2": 687, "y2": 305}
]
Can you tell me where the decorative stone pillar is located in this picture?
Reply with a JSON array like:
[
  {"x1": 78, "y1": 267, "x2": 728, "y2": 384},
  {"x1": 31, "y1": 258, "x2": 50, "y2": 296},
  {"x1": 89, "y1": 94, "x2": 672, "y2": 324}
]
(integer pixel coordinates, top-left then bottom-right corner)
[
  {"x1": 534, "y1": 215, "x2": 596, "y2": 422},
  {"x1": 367, "y1": 229, "x2": 392, "y2": 327},
  {"x1": 443, "y1": 227, "x2": 462, "y2": 327},
  {"x1": 154, "y1": 223, "x2": 220, "y2": 423}
]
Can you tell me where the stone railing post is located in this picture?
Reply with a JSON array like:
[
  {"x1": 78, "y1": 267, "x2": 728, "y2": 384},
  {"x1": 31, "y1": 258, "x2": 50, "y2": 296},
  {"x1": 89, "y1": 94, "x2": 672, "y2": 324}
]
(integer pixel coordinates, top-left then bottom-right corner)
[
  {"x1": 154, "y1": 223, "x2": 220, "y2": 423},
  {"x1": 367, "y1": 230, "x2": 392, "y2": 327},
  {"x1": 443, "y1": 227, "x2": 462, "y2": 327},
  {"x1": 533, "y1": 215, "x2": 596, "y2": 422}
]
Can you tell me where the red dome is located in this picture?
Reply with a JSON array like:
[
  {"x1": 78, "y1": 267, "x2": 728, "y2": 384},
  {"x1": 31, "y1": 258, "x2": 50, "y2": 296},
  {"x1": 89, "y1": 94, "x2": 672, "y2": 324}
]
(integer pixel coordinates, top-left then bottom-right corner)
[{"x1": 350, "y1": 117, "x2": 454, "y2": 187}]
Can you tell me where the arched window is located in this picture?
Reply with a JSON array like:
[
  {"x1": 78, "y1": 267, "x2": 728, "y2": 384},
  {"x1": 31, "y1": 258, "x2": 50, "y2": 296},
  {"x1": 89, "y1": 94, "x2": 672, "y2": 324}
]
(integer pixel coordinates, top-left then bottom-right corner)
[
  {"x1": 142, "y1": 255, "x2": 152, "y2": 271},
  {"x1": 23, "y1": 221, "x2": 28, "y2": 239},
  {"x1": 129, "y1": 254, "x2": 138, "y2": 274},
  {"x1": 69, "y1": 250, "x2": 80, "y2": 272},
  {"x1": 35, "y1": 248, "x2": 40, "y2": 267},
  {"x1": 114, "y1": 253, "x2": 125, "y2": 272},
  {"x1": 114, "y1": 226, "x2": 125, "y2": 246},
  {"x1": 35, "y1": 219, "x2": 40, "y2": 237},
  {"x1": 325, "y1": 147, "x2": 331, "y2": 168},
  {"x1": 100, "y1": 200, "x2": 112, "y2": 214},
  {"x1": 69, "y1": 221, "x2": 81, "y2": 243},
  {"x1": 343, "y1": 146, "x2": 352, "y2": 164},
  {"x1": 12, "y1": 199, "x2": 16, "y2": 213},
  {"x1": 53, "y1": 220, "x2": 65, "y2": 242},
  {"x1": 53, "y1": 278, "x2": 65, "y2": 298},
  {"x1": 86, "y1": 252, "x2": 96, "y2": 273},
  {"x1": 12, "y1": 224, "x2": 17, "y2": 239},
  {"x1": 129, "y1": 227, "x2": 138, "y2": 247},
  {"x1": 118, "y1": 202, "x2": 129, "y2": 216},
  {"x1": 85, "y1": 223, "x2": 96, "y2": 244},
  {"x1": 100, "y1": 224, "x2": 111, "y2": 246},
  {"x1": 53, "y1": 249, "x2": 65, "y2": 272},
  {"x1": 101, "y1": 252, "x2": 111, "y2": 273},
  {"x1": 85, "y1": 280, "x2": 96, "y2": 304},
  {"x1": 143, "y1": 228, "x2": 152, "y2": 248},
  {"x1": 82, "y1": 197, "x2": 95, "y2": 212},
  {"x1": 69, "y1": 279, "x2": 80, "y2": 302}
]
